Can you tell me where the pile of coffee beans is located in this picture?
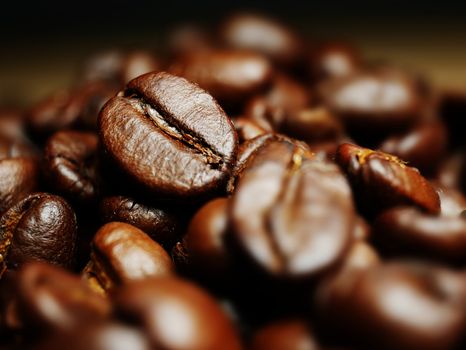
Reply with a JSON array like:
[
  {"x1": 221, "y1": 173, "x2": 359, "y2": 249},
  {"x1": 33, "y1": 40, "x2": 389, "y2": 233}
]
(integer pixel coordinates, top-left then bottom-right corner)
[{"x1": 0, "y1": 12, "x2": 465, "y2": 350}]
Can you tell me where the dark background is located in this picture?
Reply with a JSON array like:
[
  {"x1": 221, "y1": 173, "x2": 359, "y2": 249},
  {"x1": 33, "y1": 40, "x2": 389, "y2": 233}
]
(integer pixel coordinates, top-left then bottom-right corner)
[{"x1": 2, "y1": 1, "x2": 466, "y2": 106}]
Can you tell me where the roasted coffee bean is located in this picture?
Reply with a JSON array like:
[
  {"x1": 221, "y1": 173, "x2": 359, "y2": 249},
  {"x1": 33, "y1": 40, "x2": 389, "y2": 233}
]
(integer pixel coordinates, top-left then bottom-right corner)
[
  {"x1": 319, "y1": 68, "x2": 424, "y2": 135},
  {"x1": 0, "y1": 157, "x2": 39, "y2": 215},
  {"x1": 37, "y1": 321, "x2": 151, "y2": 350},
  {"x1": 100, "y1": 196, "x2": 181, "y2": 247},
  {"x1": 221, "y1": 13, "x2": 303, "y2": 67},
  {"x1": 335, "y1": 143, "x2": 440, "y2": 215},
  {"x1": 250, "y1": 319, "x2": 319, "y2": 350},
  {"x1": 83, "y1": 222, "x2": 174, "y2": 292},
  {"x1": 379, "y1": 121, "x2": 448, "y2": 174},
  {"x1": 232, "y1": 117, "x2": 267, "y2": 143},
  {"x1": 308, "y1": 41, "x2": 360, "y2": 82},
  {"x1": 170, "y1": 50, "x2": 272, "y2": 108},
  {"x1": 0, "y1": 193, "x2": 77, "y2": 274},
  {"x1": 44, "y1": 130, "x2": 99, "y2": 203},
  {"x1": 0, "y1": 112, "x2": 38, "y2": 159},
  {"x1": 231, "y1": 140, "x2": 354, "y2": 279},
  {"x1": 12, "y1": 262, "x2": 110, "y2": 334},
  {"x1": 28, "y1": 81, "x2": 115, "y2": 135},
  {"x1": 99, "y1": 72, "x2": 238, "y2": 198},
  {"x1": 179, "y1": 198, "x2": 231, "y2": 279},
  {"x1": 373, "y1": 206, "x2": 466, "y2": 263},
  {"x1": 113, "y1": 277, "x2": 242, "y2": 350},
  {"x1": 245, "y1": 74, "x2": 311, "y2": 131},
  {"x1": 281, "y1": 106, "x2": 343, "y2": 143},
  {"x1": 315, "y1": 261, "x2": 466, "y2": 350}
]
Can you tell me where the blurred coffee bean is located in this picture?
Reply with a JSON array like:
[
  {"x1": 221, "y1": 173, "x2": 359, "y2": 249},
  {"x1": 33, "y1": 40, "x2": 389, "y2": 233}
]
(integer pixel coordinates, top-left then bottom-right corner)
[
  {"x1": 221, "y1": 13, "x2": 303, "y2": 67},
  {"x1": 352, "y1": 215, "x2": 371, "y2": 241},
  {"x1": 232, "y1": 117, "x2": 267, "y2": 143},
  {"x1": 438, "y1": 91, "x2": 466, "y2": 147},
  {"x1": 231, "y1": 140, "x2": 354, "y2": 280},
  {"x1": 81, "y1": 50, "x2": 160, "y2": 86},
  {"x1": 100, "y1": 196, "x2": 182, "y2": 247},
  {"x1": 179, "y1": 198, "x2": 231, "y2": 279},
  {"x1": 379, "y1": 121, "x2": 448, "y2": 174},
  {"x1": 113, "y1": 277, "x2": 242, "y2": 350},
  {"x1": 341, "y1": 241, "x2": 380, "y2": 270},
  {"x1": 37, "y1": 321, "x2": 151, "y2": 350},
  {"x1": 44, "y1": 130, "x2": 100, "y2": 203},
  {"x1": 0, "y1": 193, "x2": 77, "y2": 274},
  {"x1": 336, "y1": 143, "x2": 440, "y2": 215},
  {"x1": 28, "y1": 81, "x2": 116, "y2": 135},
  {"x1": 83, "y1": 222, "x2": 174, "y2": 292},
  {"x1": 437, "y1": 185, "x2": 466, "y2": 217},
  {"x1": 308, "y1": 41, "x2": 361, "y2": 82},
  {"x1": 166, "y1": 24, "x2": 213, "y2": 57},
  {"x1": 249, "y1": 319, "x2": 320, "y2": 350},
  {"x1": 99, "y1": 72, "x2": 238, "y2": 199},
  {"x1": 281, "y1": 106, "x2": 343, "y2": 143},
  {"x1": 170, "y1": 50, "x2": 272, "y2": 108},
  {"x1": 0, "y1": 111, "x2": 38, "y2": 159},
  {"x1": 245, "y1": 74, "x2": 311, "y2": 131},
  {"x1": 320, "y1": 68, "x2": 425, "y2": 140},
  {"x1": 315, "y1": 261, "x2": 466, "y2": 350},
  {"x1": 373, "y1": 206, "x2": 466, "y2": 264},
  {"x1": 0, "y1": 157, "x2": 39, "y2": 215},
  {"x1": 12, "y1": 262, "x2": 110, "y2": 335}
]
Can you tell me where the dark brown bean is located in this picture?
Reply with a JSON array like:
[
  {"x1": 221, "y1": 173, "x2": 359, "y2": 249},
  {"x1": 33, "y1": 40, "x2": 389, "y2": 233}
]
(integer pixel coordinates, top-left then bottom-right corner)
[
  {"x1": 170, "y1": 50, "x2": 272, "y2": 107},
  {"x1": 231, "y1": 140, "x2": 354, "y2": 279},
  {"x1": 100, "y1": 196, "x2": 182, "y2": 247},
  {"x1": 12, "y1": 262, "x2": 110, "y2": 334},
  {"x1": 0, "y1": 193, "x2": 77, "y2": 275},
  {"x1": 98, "y1": 72, "x2": 238, "y2": 199},
  {"x1": 83, "y1": 222, "x2": 174, "y2": 292},
  {"x1": 335, "y1": 143, "x2": 440, "y2": 215},
  {"x1": 232, "y1": 116, "x2": 267, "y2": 143},
  {"x1": 315, "y1": 261, "x2": 466, "y2": 350},
  {"x1": 44, "y1": 130, "x2": 99, "y2": 203},
  {"x1": 113, "y1": 277, "x2": 242, "y2": 350}
]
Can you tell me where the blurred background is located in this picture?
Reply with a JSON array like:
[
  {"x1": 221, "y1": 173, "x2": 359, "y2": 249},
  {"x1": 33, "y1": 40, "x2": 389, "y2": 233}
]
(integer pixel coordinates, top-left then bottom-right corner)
[{"x1": 1, "y1": 0, "x2": 466, "y2": 107}]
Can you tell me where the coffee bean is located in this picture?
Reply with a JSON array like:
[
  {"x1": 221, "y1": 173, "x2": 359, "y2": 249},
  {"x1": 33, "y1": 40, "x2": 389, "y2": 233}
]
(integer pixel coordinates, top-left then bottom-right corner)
[
  {"x1": 83, "y1": 222, "x2": 174, "y2": 292},
  {"x1": 315, "y1": 261, "x2": 466, "y2": 350},
  {"x1": 335, "y1": 143, "x2": 440, "y2": 215},
  {"x1": 0, "y1": 193, "x2": 77, "y2": 274},
  {"x1": 113, "y1": 277, "x2": 242, "y2": 350},
  {"x1": 100, "y1": 196, "x2": 182, "y2": 247},
  {"x1": 281, "y1": 106, "x2": 343, "y2": 143},
  {"x1": 379, "y1": 121, "x2": 448, "y2": 174},
  {"x1": 120, "y1": 51, "x2": 160, "y2": 85},
  {"x1": 231, "y1": 140, "x2": 354, "y2": 279},
  {"x1": 44, "y1": 130, "x2": 100, "y2": 203},
  {"x1": 308, "y1": 41, "x2": 360, "y2": 81},
  {"x1": 437, "y1": 185, "x2": 466, "y2": 217},
  {"x1": 12, "y1": 262, "x2": 110, "y2": 334},
  {"x1": 99, "y1": 72, "x2": 238, "y2": 198},
  {"x1": 221, "y1": 13, "x2": 303, "y2": 67},
  {"x1": 179, "y1": 197, "x2": 231, "y2": 279},
  {"x1": 319, "y1": 68, "x2": 424, "y2": 136},
  {"x1": 250, "y1": 319, "x2": 319, "y2": 350},
  {"x1": 170, "y1": 50, "x2": 272, "y2": 108},
  {"x1": 373, "y1": 206, "x2": 466, "y2": 264},
  {"x1": 0, "y1": 158, "x2": 39, "y2": 215}
]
